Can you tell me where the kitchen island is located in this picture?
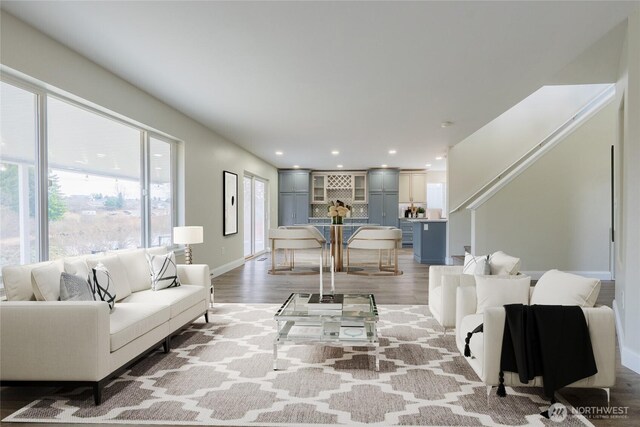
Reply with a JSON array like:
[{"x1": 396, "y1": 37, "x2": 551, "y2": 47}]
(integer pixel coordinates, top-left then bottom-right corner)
[{"x1": 411, "y1": 219, "x2": 447, "y2": 265}]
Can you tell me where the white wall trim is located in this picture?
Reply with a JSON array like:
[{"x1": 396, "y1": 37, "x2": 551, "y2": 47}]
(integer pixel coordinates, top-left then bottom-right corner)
[
  {"x1": 210, "y1": 257, "x2": 245, "y2": 278},
  {"x1": 522, "y1": 270, "x2": 612, "y2": 280},
  {"x1": 613, "y1": 299, "x2": 640, "y2": 375}
]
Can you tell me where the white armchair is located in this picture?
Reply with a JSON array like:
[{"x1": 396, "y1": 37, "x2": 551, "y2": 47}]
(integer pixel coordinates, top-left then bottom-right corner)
[
  {"x1": 455, "y1": 278, "x2": 615, "y2": 404},
  {"x1": 428, "y1": 251, "x2": 521, "y2": 331},
  {"x1": 346, "y1": 227, "x2": 402, "y2": 275},
  {"x1": 268, "y1": 226, "x2": 326, "y2": 274}
]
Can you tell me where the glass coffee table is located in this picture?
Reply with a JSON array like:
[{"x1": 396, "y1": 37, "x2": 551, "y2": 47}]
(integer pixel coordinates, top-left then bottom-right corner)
[{"x1": 273, "y1": 293, "x2": 379, "y2": 370}]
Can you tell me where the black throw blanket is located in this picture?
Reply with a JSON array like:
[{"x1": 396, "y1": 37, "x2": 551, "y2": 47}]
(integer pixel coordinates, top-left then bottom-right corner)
[{"x1": 499, "y1": 304, "x2": 598, "y2": 399}]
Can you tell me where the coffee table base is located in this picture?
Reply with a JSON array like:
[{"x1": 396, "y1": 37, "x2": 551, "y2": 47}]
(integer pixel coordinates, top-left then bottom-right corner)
[{"x1": 273, "y1": 340, "x2": 380, "y2": 371}]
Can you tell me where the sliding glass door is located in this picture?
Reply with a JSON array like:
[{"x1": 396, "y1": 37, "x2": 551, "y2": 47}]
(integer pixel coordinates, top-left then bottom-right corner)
[{"x1": 244, "y1": 174, "x2": 268, "y2": 258}]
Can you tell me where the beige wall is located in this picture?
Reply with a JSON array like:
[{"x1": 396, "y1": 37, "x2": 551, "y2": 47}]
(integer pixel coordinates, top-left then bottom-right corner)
[
  {"x1": 614, "y1": 7, "x2": 640, "y2": 372},
  {"x1": 473, "y1": 102, "x2": 615, "y2": 273},
  {"x1": 0, "y1": 11, "x2": 278, "y2": 273}
]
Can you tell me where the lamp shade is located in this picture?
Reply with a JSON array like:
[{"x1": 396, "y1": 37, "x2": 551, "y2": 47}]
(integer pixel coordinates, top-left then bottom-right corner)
[{"x1": 173, "y1": 226, "x2": 204, "y2": 245}]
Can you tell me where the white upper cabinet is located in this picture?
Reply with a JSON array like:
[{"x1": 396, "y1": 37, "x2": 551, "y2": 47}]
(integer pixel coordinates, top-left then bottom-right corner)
[
  {"x1": 399, "y1": 172, "x2": 426, "y2": 203},
  {"x1": 311, "y1": 174, "x2": 326, "y2": 203}
]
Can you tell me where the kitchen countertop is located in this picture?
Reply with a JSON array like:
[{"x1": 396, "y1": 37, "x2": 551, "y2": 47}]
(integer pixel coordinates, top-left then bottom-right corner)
[{"x1": 399, "y1": 218, "x2": 448, "y2": 222}]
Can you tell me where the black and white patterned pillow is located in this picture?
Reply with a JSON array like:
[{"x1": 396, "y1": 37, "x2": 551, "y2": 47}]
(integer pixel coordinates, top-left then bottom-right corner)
[
  {"x1": 147, "y1": 251, "x2": 181, "y2": 291},
  {"x1": 60, "y1": 272, "x2": 95, "y2": 302},
  {"x1": 89, "y1": 263, "x2": 116, "y2": 310},
  {"x1": 463, "y1": 252, "x2": 490, "y2": 275}
]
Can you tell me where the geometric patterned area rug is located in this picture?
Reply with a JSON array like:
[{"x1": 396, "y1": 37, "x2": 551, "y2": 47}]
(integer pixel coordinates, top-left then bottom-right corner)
[{"x1": 4, "y1": 304, "x2": 593, "y2": 426}]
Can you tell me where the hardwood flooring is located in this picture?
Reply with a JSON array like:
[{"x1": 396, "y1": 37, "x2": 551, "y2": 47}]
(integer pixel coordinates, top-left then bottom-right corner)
[{"x1": 1, "y1": 248, "x2": 637, "y2": 426}]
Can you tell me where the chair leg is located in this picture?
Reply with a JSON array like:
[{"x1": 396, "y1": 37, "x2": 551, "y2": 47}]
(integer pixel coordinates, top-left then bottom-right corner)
[
  {"x1": 394, "y1": 248, "x2": 398, "y2": 275},
  {"x1": 346, "y1": 247, "x2": 350, "y2": 273},
  {"x1": 603, "y1": 387, "x2": 610, "y2": 407},
  {"x1": 271, "y1": 243, "x2": 276, "y2": 274}
]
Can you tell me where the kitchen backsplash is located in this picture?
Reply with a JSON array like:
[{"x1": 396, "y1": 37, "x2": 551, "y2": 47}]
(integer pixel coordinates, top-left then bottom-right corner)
[{"x1": 311, "y1": 203, "x2": 368, "y2": 218}]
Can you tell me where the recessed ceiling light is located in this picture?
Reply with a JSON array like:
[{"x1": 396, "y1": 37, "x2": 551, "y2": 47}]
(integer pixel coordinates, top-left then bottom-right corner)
[
  {"x1": 275, "y1": 151, "x2": 283, "y2": 156},
  {"x1": 153, "y1": 153, "x2": 163, "y2": 157},
  {"x1": 425, "y1": 163, "x2": 432, "y2": 167},
  {"x1": 388, "y1": 150, "x2": 397, "y2": 154},
  {"x1": 441, "y1": 121, "x2": 454, "y2": 128},
  {"x1": 337, "y1": 164, "x2": 343, "y2": 168},
  {"x1": 74, "y1": 160, "x2": 87, "y2": 164},
  {"x1": 155, "y1": 167, "x2": 162, "y2": 170},
  {"x1": 435, "y1": 156, "x2": 443, "y2": 160},
  {"x1": 113, "y1": 166, "x2": 121, "y2": 170},
  {"x1": 381, "y1": 164, "x2": 388, "y2": 168},
  {"x1": 96, "y1": 153, "x2": 106, "y2": 158},
  {"x1": 293, "y1": 165, "x2": 300, "y2": 169},
  {"x1": 331, "y1": 150, "x2": 340, "y2": 155}
]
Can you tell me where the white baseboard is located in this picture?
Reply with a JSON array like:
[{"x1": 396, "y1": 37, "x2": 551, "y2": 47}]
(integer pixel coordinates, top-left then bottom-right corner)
[
  {"x1": 210, "y1": 257, "x2": 245, "y2": 278},
  {"x1": 613, "y1": 299, "x2": 640, "y2": 375},
  {"x1": 521, "y1": 270, "x2": 612, "y2": 280}
]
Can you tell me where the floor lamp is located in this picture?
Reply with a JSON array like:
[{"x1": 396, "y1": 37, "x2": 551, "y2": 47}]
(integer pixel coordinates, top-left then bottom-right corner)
[{"x1": 173, "y1": 226, "x2": 204, "y2": 264}]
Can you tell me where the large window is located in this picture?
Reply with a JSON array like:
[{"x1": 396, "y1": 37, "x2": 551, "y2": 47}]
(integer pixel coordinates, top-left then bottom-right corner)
[
  {"x1": 0, "y1": 81, "x2": 38, "y2": 267},
  {"x1": 0, "y1": 78, "x2": 179, "y2": 274}
]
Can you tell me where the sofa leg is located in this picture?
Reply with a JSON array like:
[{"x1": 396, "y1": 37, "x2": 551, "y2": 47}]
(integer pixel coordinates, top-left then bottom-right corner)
[
  {"x1": 93, "y1": 382, "x2": 103, "y2": 405},
  {"x1": 603, "y1": 387, "x2": 610, "y2": 407},
  {"x1": 486, "y1": 386, "x2": 492, "y2": 405},
  {"x1": 204, "y1": 311, "x2": 209, "y2": 323},
  {"x1": 163, "y1": 336, "x2": 170, "y2": 353}
]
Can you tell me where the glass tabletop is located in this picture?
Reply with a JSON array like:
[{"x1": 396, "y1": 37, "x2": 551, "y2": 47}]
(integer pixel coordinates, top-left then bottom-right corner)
[{"x1": 274, "y1": 293, "x2": 378, "y2": 321}]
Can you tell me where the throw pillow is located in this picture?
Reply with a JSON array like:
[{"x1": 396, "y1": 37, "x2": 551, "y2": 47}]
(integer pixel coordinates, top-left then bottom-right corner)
[
  {"x1": 89, "y1": 263, "x2": 116, "y2": 310},
  {"x1": 147, "y1": 251, "x2": 181, "y2": 291},
  {"x1": 530, "y1": 269, "x2": 600, "y2": 307},
  {"x1": 86, "y1": 255, "x2": 132, "y2": 301},
  {"x1": 60, "y1": 272, "x2": 95, "y2": 302},
  {"x1": 475, "y1": 275, "x2": 531, "y2": 314},
  {"x1": 488, "y1": 251, "x2": 521, "y2": 275},
  {"x1": 31, "y1": 260, "x2": 64, "y2": 301},
  {"x1": 463, "y1": 252, "x2": 490, "y2": 275}
]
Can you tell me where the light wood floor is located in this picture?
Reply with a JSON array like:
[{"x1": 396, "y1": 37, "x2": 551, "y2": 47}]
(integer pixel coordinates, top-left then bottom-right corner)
[{"x1": 1, "y1": 249, "x2": 637, "y2": 426}]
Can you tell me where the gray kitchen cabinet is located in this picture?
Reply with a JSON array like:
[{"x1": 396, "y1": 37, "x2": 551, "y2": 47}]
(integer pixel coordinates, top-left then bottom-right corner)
[
  {"x1": 399, "y1": 219, "x2": 414, "y2": 247},
  {"x1": 279, "y1": 170, "x2": 310, "y2": 193},
  {"x1": 368, "y1": 169, "x2": 399, "y2": 192},
  {"x1": 413, "y1": 221, "x2": 447, "y2": 264},
  {"x1": 278, "y1": 170, "x2": 310, "y2": 226},
  {"x1": 368, "y1": 169, "x2": 399, "y2": 228},
  {"x1": 368, "y1": 191, "x2": 399, "y2": 227}
]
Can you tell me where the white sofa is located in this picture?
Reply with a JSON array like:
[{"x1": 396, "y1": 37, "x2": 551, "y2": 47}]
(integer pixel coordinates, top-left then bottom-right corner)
[
  {"x1": 0, "y1": 247, "x2": 210, "y2": 404},
  {"x1": 455, "y1": 280, "x2": 616, "y2": 402}
]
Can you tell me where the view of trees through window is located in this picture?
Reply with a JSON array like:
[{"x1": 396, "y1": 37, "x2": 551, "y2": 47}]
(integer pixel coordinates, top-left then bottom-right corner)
[{"x1": 0, "y1": 79, "x2": 177, "y2": 273}]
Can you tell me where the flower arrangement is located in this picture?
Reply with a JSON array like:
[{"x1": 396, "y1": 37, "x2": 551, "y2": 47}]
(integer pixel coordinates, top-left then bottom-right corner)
[{"x1": 328, "y1": 201, "x2": 350, "y2": 224}]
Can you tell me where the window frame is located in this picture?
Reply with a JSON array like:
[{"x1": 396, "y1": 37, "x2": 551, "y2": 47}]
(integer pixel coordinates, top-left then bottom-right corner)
[{"x1": 0, "y1": 71, "x2": 181, "y2": 271}]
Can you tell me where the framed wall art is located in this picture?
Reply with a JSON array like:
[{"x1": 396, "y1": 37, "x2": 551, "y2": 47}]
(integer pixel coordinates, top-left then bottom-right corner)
[{"x1": 223, "y1": 171, "x2": 238, "y2": 236}]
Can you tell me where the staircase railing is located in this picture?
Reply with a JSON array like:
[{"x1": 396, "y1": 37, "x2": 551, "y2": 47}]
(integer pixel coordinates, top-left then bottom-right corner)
[{"x1": 450, "y1": 84, "x2": 615, "y2": 214}]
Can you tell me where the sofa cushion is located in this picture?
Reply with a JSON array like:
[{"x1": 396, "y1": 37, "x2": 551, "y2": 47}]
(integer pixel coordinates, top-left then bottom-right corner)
[
  {"x1": 86, "y1": 255, "x2": 132, "y2": 301},
  {"x1": 429, "y1": 285, "x2": 442, "y2": 318},
  {"x1": 31, "y1": 260, "x2": 64, "y2": 301},
  {"x1": 2, "y1": 263, "x2": 40, "y2": 301},
  {"x1": 531, "y1": 269, "x2": 601, "y2": 307},
  {"x1": 121, "y1": 285, "x2": 206, "y2": 318},
  {"x1": 116, "y1": 249, "x2": 152, "y2": 293},
  {"x1": 59, "y1": 272, "x2": 95, "y2": 301},
  {"x1": 109, "y1": 303, "x2": 170, "y2": 352},
  {"x1": 64, "y1": 258, "x2": 90, "y2": 280},
  {"x1": 475, "y1": 275, "x2": 531, "y2": 314},
  {"x1": 488, "y1": 251, "x2": 521, "y2": 276},
  {"x1": 458, "y1": 313, "x2": 484, "y2": 358},
  {"x1": 463, "y1": 252, "x2": 489, "y2": 275},
  {"x1": 146, "y1": 246, "x2": 168, "y2": 256},
  {"x1": 147, "y1": 251, "x2": 181, "y2": 291}
]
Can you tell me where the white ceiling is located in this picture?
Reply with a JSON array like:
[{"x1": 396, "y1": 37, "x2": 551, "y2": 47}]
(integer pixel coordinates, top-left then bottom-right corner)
[{"x1": 1, "y1": 1, "x2": 636, "y2": 171}]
